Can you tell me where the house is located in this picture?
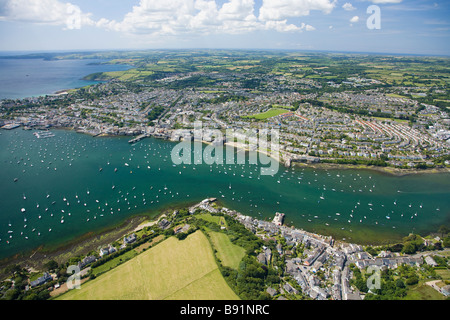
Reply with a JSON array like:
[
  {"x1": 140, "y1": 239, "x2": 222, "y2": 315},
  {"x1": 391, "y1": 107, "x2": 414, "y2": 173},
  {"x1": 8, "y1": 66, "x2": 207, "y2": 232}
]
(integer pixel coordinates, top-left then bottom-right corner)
[
  {"x1": 266, "y1": 287, "x2": 277, "y2": 297},
  {"x1": 100, "y1": 245, "x2": 116, "y2": 257},
  {"x1": 283, "y1": 282, "x2": 299, "y2": 295},
  {"x1": 424, "y1": 256, "x2": 438, "y2": 267},
  {"x1": 30, "y1": 272, "x2": 53, "y2": 288},
  {"x1": 158, "y1": 218, "x2": 171, "y2": 230},
  {"x1": 257, "y1": 252, "x2": 267, "y2": 265},
  {"x1": 276, "y1": 243, "x2": 283, "y2": 255},
  {"x1": 124, "y1": 233, "x2": 137, "y2": 245},
  {"x1": 78, "y1": 255, "x2": 96, "y2": 269},
  {"x1": 99, "y1": 248, "x2": 109, "y2": 257}
]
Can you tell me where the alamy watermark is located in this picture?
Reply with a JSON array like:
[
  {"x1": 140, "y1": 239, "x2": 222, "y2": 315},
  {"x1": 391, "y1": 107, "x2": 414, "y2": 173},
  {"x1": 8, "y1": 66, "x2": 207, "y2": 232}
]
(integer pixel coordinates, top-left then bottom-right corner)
[
  {"x1": 66, "y1": 265, "x2": 81, "y2": 290},
  {"x1": 170, "y1": 121, "x2": 280, "y2": 175},
  {"x1": 366, "y1": 265, "x2": 381, "y2": 291},
  {"x1": 367, "y1": 5, "x2": 381, "y2": 30}
]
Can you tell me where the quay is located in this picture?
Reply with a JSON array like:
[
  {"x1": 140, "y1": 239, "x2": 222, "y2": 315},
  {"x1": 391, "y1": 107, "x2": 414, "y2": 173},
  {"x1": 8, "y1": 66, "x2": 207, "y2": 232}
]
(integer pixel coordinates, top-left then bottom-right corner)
[
  {"x1": 273, "y1": 212, "x2": 285, "y2": 226},
  {"x1": 128, "y1": 133, "x2": 150, "y2": 144},
  {"x1": 1, "y1": 123, "x2": 20, "y2": 130}
]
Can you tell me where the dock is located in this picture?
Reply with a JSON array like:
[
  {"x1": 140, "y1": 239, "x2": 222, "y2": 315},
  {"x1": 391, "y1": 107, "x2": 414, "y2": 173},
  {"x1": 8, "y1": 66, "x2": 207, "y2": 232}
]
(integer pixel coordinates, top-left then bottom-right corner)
[
  {"x1": 1, "y1": 123, "x2": 20, "y2": 130},
  {"x1": 273, "y1": 212, "x2": 285, "y2": 226},
  {"x1": 128, "y1": 133, "x2": 149, "y2": 144}
]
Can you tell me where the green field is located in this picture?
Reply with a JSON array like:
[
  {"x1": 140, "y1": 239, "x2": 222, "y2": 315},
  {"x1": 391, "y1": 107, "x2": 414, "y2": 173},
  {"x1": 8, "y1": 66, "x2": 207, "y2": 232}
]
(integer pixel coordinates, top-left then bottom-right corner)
[
  {"x1": 208, "y1": 231, "x2": 246, "y2": 269},
  {"x1": 387, "y1": 93, "x2": 408, "y2": 99},
  {"x1": 244, "y1": 108, "x2": 290, "y2": 120},
  {"x1": 57, "y1": 231, "x2": 239, "y2": 300},
  {"x1": 90, "y1": 249, "x2": 139, "y2": 277},
  {"x1": 403, "y1": 283, "x2": 446, "y2": 300},
  {"x1": 197, "y1": 213, "x2": 227, "y2": 229}
]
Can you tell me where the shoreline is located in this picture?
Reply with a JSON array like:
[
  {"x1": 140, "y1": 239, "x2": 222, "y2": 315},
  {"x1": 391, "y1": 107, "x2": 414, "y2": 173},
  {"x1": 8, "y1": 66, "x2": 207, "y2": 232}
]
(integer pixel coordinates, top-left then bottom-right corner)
[
  {"x1": 0, "y1": 200, "x2": 199, "y2": 272},
  {"x1": 292, "y1": 161, "x2": 450, "y2": 177},
  {"x1": 72, "y1": 127, "x2": 450, "y2": 176},
  {"x1": 0, "y1": 216, "x2": 147, "y2": 271},
  {"x1": 13, "y1": 125, "x2": 450, "y2": 177},
  {"x1": 0, "y1": 198, "x2": 442, "y2": 278}
]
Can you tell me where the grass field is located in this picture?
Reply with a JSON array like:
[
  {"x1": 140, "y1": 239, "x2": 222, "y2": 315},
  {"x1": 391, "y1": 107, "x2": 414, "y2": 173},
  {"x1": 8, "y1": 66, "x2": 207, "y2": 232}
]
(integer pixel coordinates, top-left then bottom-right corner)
[
  {"x1": 387, "y1": 93, "x2": 408, "y2": 99},
  {"x1": 244, "y1": 108, "x2": 290, "y2": 120},
  {"x1": 403, "y1": 283, "x2": 445, "y2": 300},
  {"x1": 90, "y1": 249, "x2": 138, "y2": 277},
  {"x1": 435, "y1": 269, "x2": 450, "y2": 280},
  {"x1": 57, "y1": 231, "x2": 239, "y2": 300},
  {"x1": 197, "y1": 213, "x2": 227, "y2": 229},
  {"x1": 208, "y1": 231, "x2": 246, "y2": 270}
]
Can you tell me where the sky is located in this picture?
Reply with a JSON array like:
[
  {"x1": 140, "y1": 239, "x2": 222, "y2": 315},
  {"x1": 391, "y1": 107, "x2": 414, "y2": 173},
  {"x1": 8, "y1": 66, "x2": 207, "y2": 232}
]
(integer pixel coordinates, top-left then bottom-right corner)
[{"x1": 0, "y1": 0, "x2": 449, "y2": 55}]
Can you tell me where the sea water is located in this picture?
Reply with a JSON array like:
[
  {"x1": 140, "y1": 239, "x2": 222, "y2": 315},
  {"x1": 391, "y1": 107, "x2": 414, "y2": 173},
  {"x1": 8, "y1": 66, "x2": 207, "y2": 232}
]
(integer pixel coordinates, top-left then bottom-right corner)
[
  {"x1": 0, "y1": 129, "x2": 449, "y2": 259},
  {"x1": 0, "y1": 57, "x2": 131, "y2": 100}
]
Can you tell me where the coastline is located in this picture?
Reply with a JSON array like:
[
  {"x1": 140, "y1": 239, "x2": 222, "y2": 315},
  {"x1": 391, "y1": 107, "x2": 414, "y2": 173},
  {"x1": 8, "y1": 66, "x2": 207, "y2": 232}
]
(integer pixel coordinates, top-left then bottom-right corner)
[
  {"x1": 0, "y1": 197, "x2": 440, "y2": 278},
  {"x1": 292, "y1": 161, "x2": 450, "y2": 177},
  {"x1": 0, "y1": 199, "x2": 200, "y2": 272},
  {"x1": 0, "y1": 216, "x2": 147, "y2": 272},
  {"x1": 34, "y1": 126, "x2": 450, "y2": 176}
]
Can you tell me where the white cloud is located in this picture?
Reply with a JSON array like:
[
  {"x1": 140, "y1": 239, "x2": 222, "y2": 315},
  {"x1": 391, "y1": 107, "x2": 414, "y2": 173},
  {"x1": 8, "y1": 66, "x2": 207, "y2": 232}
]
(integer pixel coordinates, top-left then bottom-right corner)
[
  {"x1": 350, "y1": 15, "x2": 359, "y2": 23},
  {"x1": 0, "y1": 0, "x2": 94, "y2": 29},
  {"x1": 368, "y1": 0, "x2": 402, "y2": 3},
  {"x1": 259, "y1": 0, "x2": 336, "y2": 21},
  {"x1": 98, "y1": 0, "x2": 330, "y2": 37},
  {"x1": 217, "y1": 0, "x2": 260, "y2": 34},
  {"x1": 342, "y1": 3, "x2": 356, "y2": 11},
  {"x1": 264, "y1": 20, "x2": 301, "y2": 32},
  {"x1": 0, "y1": 0, "x2": 334, "y2": 37},
  {"x1": 302, "y1": 23, "x2": 316, "y2": 31}
]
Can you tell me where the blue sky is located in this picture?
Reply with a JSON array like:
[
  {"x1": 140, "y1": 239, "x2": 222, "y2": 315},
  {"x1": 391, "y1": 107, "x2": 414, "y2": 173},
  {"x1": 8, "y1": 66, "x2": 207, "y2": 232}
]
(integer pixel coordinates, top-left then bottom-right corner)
[{"x1": 0, "y1": 0, "x2": 449, "y2": 55}]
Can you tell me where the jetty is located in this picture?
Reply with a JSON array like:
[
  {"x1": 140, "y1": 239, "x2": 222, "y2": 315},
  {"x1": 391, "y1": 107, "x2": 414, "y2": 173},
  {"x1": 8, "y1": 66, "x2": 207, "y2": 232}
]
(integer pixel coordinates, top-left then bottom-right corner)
[
  {"x1": 273, "y1": 212, "x2": 285, "y2": 226},
  {"x1": 128, "y1": 133, "x2": 150, "y2": 144},
  {"x1": 1, "y1": 123, "x2": 20, "y2": 130}
]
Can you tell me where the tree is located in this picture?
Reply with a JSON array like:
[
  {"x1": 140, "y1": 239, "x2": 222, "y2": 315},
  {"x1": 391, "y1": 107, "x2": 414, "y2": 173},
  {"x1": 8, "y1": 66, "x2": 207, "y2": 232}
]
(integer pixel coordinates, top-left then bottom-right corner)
[
  {"x1": 401, "y1": 242, "x2": 416, "y2": 254},
  {"x1": 365, "y1": 246, "x2": 378, "y2": 257},
  {"x1": 405, "y1": 275, "x2": 419, "y2": 286},
  {"x1": 395, "y1": 279, "x2": 406, "y2": 289},
  {"x1": 443, "y1": 237, "x2": 450, "y2": 248},
  {"x1": 3, "y1": 264, "x2": 22, "y2": 277},
  {"x1": 438, "y1": 225, "x2": 450, "y2": 237},
  {"x1": 44, "y1": 260, "x2": 58, "y2": 271}
]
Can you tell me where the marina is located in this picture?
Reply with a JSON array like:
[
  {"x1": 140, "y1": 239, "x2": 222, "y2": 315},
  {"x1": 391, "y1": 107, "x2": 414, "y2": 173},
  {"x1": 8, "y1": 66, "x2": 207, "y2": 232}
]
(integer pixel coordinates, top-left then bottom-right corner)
[{"x1": 0, "y1": 128, "x2": 449, "y2": 259}]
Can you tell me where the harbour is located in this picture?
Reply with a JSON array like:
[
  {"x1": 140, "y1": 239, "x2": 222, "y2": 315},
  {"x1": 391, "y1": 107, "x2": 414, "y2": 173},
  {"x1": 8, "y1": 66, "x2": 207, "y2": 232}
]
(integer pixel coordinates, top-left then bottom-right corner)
[{"x1": 0, "y1": 128, "x2": 449, "y2": 260}]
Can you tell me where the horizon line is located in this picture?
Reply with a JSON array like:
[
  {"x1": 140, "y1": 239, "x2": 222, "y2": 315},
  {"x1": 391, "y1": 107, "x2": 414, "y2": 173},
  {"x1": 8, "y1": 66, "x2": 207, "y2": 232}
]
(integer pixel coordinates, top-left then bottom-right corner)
[{"x1": 0, "y1": 48, "x2": 449, "y2": 58}]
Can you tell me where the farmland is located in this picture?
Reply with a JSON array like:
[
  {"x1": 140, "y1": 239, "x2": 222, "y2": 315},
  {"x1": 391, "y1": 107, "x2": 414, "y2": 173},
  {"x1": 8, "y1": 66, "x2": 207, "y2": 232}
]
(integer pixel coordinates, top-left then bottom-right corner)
[{"x1": 57, "y1": 231, "x2": 239, "y2": 300}]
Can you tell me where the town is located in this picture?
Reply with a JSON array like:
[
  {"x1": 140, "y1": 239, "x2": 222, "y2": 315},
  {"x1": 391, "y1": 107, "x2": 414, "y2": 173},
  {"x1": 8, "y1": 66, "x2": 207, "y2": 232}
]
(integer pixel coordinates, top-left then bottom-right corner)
[{"x1": 1, "y1": 51, "x2": 449, "y2": 171}]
